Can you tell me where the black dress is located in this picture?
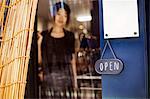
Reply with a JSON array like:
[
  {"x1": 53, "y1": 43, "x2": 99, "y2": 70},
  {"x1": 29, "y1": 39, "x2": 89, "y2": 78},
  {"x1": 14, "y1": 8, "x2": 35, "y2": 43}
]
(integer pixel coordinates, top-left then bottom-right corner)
[{"x1": 40, "y1": 29, "x2": 75, "y2": 98}]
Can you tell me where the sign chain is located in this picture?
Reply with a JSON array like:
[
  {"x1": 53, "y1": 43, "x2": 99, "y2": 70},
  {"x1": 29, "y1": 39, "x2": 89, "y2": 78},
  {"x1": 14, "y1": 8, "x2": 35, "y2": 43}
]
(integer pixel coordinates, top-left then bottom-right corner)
[{"x1": 100, "y1": 40, "x2": 117, "y2": 59}]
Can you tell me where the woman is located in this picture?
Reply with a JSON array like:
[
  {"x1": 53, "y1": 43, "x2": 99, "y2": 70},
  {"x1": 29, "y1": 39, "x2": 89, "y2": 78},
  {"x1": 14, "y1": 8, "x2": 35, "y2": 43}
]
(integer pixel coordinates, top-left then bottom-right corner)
[{"x1": 38, "y1": 2, "x2": 77, "y2": 99}]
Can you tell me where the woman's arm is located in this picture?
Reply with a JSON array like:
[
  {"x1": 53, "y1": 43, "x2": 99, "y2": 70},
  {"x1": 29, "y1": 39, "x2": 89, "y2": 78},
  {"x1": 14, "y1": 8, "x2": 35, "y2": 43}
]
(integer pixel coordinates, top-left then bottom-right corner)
[
  {"x1": 37, "y1": 32, "x2": 43, "y2": 65},
  {"x1": 37, "y1": 32, "x2": 43, "y2": 81},
  {"x1": 71, "y1": 53, "x2": 77, "y2": 89}
]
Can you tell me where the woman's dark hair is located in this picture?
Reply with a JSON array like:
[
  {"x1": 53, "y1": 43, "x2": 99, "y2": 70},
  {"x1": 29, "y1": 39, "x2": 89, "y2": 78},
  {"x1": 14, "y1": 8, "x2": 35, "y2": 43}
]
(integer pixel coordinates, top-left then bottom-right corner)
[{"x1": 53, "y1": 2, "x2": 71, "y2": 24}]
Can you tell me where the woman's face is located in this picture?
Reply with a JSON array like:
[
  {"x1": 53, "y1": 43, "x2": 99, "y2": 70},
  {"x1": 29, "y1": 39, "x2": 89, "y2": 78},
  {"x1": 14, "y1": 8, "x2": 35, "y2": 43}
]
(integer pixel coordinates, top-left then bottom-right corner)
[{"x1": 54, "y1": 8, "x2": 68, "y2": 27}]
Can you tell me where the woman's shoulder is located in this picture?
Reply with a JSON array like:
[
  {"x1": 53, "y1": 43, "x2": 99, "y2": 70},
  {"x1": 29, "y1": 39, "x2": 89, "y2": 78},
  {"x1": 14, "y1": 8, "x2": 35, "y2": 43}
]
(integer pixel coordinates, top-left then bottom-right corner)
[
  {"x1": 41, "y1": 29, "x2": 51, "y2": 36},
  {"x1": 64, "y1": 29, "x2": 74, "y2": 38}
]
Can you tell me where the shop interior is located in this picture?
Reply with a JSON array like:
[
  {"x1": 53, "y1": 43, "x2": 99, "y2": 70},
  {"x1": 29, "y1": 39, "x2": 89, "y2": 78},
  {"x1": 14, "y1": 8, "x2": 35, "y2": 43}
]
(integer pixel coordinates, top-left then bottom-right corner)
[{"x1": 25, "y1": 0, "x2": 102, "y2": 98}]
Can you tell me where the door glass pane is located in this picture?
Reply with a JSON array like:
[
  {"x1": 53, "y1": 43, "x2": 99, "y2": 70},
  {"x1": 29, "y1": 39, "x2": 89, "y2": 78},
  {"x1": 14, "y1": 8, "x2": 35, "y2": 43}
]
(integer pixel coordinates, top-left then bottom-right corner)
[{"x1": 37, "y1": 0, "x2": 101, "y2": 98}]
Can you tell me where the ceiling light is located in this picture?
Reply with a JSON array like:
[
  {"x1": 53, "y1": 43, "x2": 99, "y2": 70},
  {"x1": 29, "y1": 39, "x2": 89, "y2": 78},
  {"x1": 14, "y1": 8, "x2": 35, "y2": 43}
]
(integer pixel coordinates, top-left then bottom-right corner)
[{"x1": 77, "y1": 15, "x2": 92, "y2": 22}]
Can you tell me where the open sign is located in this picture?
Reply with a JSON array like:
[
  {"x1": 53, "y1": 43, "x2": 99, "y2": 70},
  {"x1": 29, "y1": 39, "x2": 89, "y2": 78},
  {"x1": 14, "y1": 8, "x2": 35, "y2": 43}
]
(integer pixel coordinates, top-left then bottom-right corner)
[{"x1": 95, "y1": 59, "x2": 123, "y2": 74}]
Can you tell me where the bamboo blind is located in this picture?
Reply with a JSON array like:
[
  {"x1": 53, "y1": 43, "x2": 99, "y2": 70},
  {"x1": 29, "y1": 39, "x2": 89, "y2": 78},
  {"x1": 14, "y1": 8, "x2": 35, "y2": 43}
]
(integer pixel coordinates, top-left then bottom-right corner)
[{"x1": 0, "y1": 0, "x2": 38, "y2": 99}]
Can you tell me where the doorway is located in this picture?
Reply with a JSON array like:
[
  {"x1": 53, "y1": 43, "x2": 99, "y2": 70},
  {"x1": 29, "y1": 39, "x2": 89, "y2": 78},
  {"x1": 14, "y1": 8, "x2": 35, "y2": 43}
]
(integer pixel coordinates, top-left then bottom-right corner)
[{"x1": 25, "y1": 0, "x2": 102, "y2": 98}]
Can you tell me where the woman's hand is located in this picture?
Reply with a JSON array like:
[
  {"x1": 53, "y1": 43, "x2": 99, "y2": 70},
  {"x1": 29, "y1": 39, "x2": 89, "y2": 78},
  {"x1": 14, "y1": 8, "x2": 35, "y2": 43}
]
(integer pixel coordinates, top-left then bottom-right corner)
[
  {"x1": 73, "y1": 73, "x2": 78, "y2": 89},
  {"x1": 38, "y1": 70, "x2": 43, "y2": 82}
]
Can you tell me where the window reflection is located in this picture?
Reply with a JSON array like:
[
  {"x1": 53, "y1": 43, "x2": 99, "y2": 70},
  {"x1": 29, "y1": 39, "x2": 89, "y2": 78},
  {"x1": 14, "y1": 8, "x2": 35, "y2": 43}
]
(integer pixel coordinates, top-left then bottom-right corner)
[{"x1": 37, "y1": 0, "x2": 101, "y2": 98}]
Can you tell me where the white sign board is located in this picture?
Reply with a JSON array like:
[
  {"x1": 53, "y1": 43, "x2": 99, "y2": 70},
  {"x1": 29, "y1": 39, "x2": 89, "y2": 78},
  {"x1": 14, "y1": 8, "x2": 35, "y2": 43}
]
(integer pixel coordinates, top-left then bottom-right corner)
[{"x1": 103, "y1": 0, "x2": 139, "y2": 39}]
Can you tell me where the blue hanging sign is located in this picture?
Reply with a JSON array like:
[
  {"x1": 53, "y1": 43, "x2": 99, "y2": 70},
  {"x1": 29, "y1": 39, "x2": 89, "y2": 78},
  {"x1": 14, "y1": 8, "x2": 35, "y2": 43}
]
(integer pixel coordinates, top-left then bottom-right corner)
[
  {"x1": 95, "y1": 59, "x2": 123, "y2": 74},
  {"x1": 95, "y1": 40, "x2": 124, "y2": 74}
]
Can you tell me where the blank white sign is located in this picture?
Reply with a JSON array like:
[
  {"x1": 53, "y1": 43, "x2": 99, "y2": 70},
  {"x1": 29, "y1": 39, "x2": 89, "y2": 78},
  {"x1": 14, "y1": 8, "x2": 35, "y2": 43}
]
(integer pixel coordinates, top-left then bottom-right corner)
[{"x1": 103, "y1": 0, "x2": 139, "y2": 39}]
